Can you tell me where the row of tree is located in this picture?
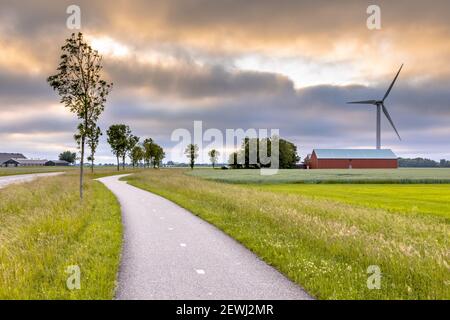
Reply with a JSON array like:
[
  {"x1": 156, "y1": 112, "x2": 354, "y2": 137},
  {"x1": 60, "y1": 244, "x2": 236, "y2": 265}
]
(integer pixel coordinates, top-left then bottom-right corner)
[
  {"x1": 106, "y1": 124, "x2": 165, "y2": 170},
  {"x1": 182, "y1": 137, "x2": 299, "y2": 170},
  {"x1": 184, "y1": 144, "x2": 220, "y2": 169},
  {"x1": 48, "y1": 33, "x2": 165, "y2": 199},
  {"x1": 399, "y1": 157, "x2": 450, "y2": 168}
]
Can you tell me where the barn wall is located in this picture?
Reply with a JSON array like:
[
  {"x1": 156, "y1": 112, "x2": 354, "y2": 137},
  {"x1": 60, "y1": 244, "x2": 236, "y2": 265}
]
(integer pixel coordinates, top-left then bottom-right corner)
[
  {"x1": 309, "y1": 151, "x2": 319, "y2": 169},
  {"x1": 315, "y1": 159, "x2": 398, "y2": 169}
]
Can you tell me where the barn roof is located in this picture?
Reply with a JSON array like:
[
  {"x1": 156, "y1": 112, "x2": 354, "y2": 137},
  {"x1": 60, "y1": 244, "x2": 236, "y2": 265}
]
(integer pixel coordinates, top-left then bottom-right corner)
[
  {"x1": 45, "y1": 160, "x2": 69, "y2": 164},
  {"x1": 0, "y1": 153, "x2": 26, "y2": 164},
  {"x1": 313, "y1": 149, "x2": 398, "y2": 159},
  {"x1": 6, "y1": 158, "x2": 48, "y2": 165}
]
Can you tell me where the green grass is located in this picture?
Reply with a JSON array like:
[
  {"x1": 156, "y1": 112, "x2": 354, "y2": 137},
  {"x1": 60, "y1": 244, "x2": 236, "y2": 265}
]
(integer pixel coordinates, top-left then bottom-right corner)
[
  {"x1": 0, "y1": 169, "x2": 125, "y2": 299},
  {"x1": 189, "y1": 168, "x2": 450, "y2": 184},
  {"x1": 254, "y1": 184, "x2": 450, "y2": 221},
  {"x1": 124, "y1": 169, "x2": 450, "y2": 300}
]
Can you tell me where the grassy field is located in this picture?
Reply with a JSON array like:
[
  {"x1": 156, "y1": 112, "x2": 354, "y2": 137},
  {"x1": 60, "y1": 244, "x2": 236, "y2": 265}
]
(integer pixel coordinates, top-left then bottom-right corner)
[
  {"x1": 0, "y1": 166, "x2": 77, "y2": 177},
  {"x1": 254, "y1": 184, "x2": 450, "y2": 221},
  {"x1": 189, "y1": 168, "x2": 450, "y2": 184},
  {"x1": 0, "y1": 168, "x2": 133, "y2": 299},
  {"x1": 125, "y1": 169, "x2": 450, "y2": 300}
]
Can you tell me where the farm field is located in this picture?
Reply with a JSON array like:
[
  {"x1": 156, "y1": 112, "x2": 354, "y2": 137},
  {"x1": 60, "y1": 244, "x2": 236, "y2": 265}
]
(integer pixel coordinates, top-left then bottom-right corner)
[
  {"x1": 254, "y1": 184, "x2": 450, "y2": 221},
  {"x1": 0, "y1": 168, "x2": 137, "y2": 299},
  {"x1": 0, "y1": 166, "x2": 76, "y2": 177},
  {"x1": 188, "y1": 168, "x2": 450, "y2": 184},
  {"x1": 124, "y1": 169, "x2": 450, "y2": 300}
]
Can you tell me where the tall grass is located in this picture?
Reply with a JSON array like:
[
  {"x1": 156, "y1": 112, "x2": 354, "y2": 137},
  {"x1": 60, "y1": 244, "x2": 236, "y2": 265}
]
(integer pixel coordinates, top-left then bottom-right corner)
[
  {"x1": 125, "y1": 169, "x2": 450, "y2": 300},
  {"x1": 0, "y1": 174, "x2": 122, "y2": 299}
]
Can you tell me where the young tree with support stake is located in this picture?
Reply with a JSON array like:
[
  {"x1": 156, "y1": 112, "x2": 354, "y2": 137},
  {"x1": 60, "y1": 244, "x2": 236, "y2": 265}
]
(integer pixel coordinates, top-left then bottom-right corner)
[{"x1": 48, "y1": 33, "x2": 112, "y2": 199}]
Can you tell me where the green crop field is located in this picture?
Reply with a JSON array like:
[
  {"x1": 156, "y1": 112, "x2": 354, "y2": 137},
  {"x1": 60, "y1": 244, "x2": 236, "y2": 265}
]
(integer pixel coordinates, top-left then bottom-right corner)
[
  {"x1": 125, "y1": 169, "x2": 450, "y2": 300},
  {"x1": 188, "y1": 168, "x2": 450, "y2": 184},
  {"x1": 254, "y1": 184, "x2": 450, "y2": 221}
]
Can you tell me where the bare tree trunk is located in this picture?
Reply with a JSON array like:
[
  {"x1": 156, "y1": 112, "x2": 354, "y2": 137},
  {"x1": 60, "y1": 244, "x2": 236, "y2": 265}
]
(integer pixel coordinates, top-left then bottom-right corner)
[
  {"x1": 122, "y1": 155, "x2": 125, "y2": 170},
  {"x1": 80, "y1": 135, "x2": 85, "y2": 200},
  {"x1": 91, "y1": 158, "x2": 94, "y2": 173},
  {"x1": 116, "y1": 156, "x2": 119, "y2": 171}
]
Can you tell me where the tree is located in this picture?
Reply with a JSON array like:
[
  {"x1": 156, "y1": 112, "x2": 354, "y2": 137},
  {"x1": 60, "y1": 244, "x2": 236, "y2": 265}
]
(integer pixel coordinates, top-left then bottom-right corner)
[
  {"x1": 208, "y1": 149, "x2": 220, "y2": 168},
  {"x1": 130, "y1": 145, "x2": 144, "y2": 168},
  {"x1": 228, "y1": 137, "x2": 299, "y2": 169},
  {"x1": 107, "y1": 124, "x2": 129, "y2": 171},
  {"x1": 152, "y1": 144, "x2": 165, "y2": 168},
  {"x1": 126, "y1": 134, "x2": 139, "y2": 169},
  {"x1": 184, "y1": 144, "x2": 198, "y2": 169},
  {"x1": 86, "y1": 124, "x2": 101, "y2": 173},
  {"x1": 142, "y1": 138, "x2": 154, "y2": 168},
  {"x1": 278, "y1": 139, "x2": 300, "y2": 169},
  {"x1": 48, "y1": 33, "x2": 112, "y2": 199},
  {"x1": 59, "y1": 150, "x2": 76, "y2": 164}
]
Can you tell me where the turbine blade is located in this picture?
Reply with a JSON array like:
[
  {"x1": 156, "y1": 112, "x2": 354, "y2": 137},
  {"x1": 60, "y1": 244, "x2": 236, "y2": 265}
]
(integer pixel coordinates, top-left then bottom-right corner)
[
  {"x1": 382, "y1": 64, "x2": 403, "y2": 102},
  {"x1": 382, "y1": 104, "x2": 401, "y2": 140},
  {"x1": 347, "y1": 100, "x2": 377, "y2": 104}
]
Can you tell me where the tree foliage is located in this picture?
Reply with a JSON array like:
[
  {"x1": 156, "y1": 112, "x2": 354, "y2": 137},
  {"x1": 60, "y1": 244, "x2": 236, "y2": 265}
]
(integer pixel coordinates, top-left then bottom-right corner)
[
  {"x1": 48, "y1": 32, "x2": 112, "y2": 198},
  {"x1": 208, "y1": 149, "x2": 220, "y2": 168},
  {"x1": 59, "y1": 150, "x2": 77, "y2": 164},
  {"x1": 184, "y1": 144, "x2": 199, "y2": 169},
  {"x1": 107, "y1": 124, "x2": 130, "y2": 171},
  {"x1": 130, "y1": 145, "x2": 144, "y2": 168},
  {"x1": 228, "y1": 137, "x2": 299, "y2": 169}
]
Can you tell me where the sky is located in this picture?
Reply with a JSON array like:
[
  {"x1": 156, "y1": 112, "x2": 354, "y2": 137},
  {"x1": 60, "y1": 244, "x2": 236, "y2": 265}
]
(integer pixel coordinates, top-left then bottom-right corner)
[{"x1": 0, "y1": 0, "x2": 449, "y2": 163}]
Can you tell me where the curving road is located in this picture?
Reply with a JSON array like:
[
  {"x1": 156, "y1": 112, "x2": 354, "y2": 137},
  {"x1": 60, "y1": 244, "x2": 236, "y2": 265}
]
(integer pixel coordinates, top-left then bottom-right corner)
[
  {"x1": 97, "y1": 174, "x2": 312, "y2": 300},
  {"x1": 0, "y1": 172, "x2": 64, "y2": 189}
]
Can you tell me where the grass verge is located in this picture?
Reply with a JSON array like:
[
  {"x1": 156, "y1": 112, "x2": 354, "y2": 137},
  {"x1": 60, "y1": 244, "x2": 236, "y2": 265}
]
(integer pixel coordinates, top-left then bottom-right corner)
[
  {"x1": 0, "y1": 171, "x2": 123, "y2": 299},
  {"x1": 124, "y1": 169, "x2": 450, "y2": 300}
]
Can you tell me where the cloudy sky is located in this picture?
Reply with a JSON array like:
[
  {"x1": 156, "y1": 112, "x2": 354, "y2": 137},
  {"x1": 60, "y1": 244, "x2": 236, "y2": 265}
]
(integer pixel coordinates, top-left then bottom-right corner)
[{"x1": 1, "y1": 0, "x2": 449, "y2": 163}]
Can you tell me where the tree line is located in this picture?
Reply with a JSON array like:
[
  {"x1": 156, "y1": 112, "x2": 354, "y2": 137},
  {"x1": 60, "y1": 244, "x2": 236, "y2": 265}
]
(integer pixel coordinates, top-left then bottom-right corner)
[
  {"x1": 107, "y1": 124, "x2": 165, "y2": 170},
  {"x1": 399, "y1": 157, "x2": 450, "y2": 168},
  {"x1": 48, "y1": 33, "x2": 166, "y2": 199}
]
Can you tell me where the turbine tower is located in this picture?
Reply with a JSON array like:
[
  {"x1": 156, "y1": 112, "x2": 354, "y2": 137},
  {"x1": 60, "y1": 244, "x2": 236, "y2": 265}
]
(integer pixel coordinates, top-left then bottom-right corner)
[{"x1": 348, "y1": 64, "x2": 403, "y2": 149}]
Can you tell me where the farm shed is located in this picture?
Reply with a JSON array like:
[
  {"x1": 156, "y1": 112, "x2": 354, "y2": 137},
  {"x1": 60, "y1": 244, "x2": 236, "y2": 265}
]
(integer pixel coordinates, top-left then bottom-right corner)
[
  {"x1": 0, "y1": 153, "x2": 26, "y2": 166},
  {"x1": 3, "y1": 158, "x2": 48, "y2": 167},
  {"x1": 45, "y1": 160, "x2": 70, "y2": 166},
  {"x1": 308, "y1": 149, "x2": 398, "y2": 169}
]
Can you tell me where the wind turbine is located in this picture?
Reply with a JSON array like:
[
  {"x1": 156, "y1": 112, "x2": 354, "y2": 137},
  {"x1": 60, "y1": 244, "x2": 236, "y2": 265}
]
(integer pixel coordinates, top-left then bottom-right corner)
[{"x1": 348, "y1": 64, "x2": 403, "y2": 149}]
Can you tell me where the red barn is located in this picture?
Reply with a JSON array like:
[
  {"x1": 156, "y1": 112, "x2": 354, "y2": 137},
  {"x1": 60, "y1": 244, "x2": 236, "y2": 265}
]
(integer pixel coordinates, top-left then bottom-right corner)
[{"x1": 308, "y1": 149, "x2": 398, "y2": 169}]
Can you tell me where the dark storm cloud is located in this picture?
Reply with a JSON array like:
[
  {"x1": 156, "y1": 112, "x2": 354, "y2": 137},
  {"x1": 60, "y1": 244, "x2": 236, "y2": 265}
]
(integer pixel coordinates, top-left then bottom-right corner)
[
  {"x1": 0, "y1": 114, "x2": 76, "y2": 135},
  {"x1": 0, "y1": 70, "x2": 53, "y2": 104},
  {"x1": 106, "y1": 60, "x2": 295, "y2": 98}
]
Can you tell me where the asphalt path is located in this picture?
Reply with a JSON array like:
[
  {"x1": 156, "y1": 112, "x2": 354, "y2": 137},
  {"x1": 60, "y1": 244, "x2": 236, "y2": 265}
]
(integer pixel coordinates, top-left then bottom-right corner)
[{"x1": 97, "y1": 174, "x2": 312, "y2": 300}]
